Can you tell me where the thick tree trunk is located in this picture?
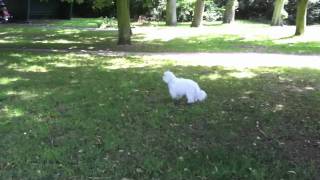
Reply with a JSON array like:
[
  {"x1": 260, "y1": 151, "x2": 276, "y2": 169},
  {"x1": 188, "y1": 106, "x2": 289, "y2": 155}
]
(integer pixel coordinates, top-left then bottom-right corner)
[
  {"x1": 191, "y1": 0, "x2": 205, "y2": 27},
  {"x1": 271, "y1": 0, "x2": 286, "y2": 26},
  {"x1": 117, "y1": 0, "x2": 131, "y2": 45},
  {"x1": 295, "y1": 0, "x2": 308, "y2": 35},
  {"x1": 166, "y1": 0, "x2": 177, "y2": 26},
  {"x1": 223, "y1": 0, "x2": 238, "y2": 24}
]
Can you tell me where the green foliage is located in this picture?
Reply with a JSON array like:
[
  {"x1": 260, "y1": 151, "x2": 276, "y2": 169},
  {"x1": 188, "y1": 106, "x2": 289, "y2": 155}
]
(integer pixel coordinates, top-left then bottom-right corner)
[
  {"x1": 91, "y1": 0, "x2": 114, "y2": 9},
  {"x1": 204, "y1": 2, "x2": 224, "y2": 21},
  {"x1": 177, "y1": 0, "x2": 195, "y2": 22},
  {"x1": 72, "y1": 0, "x2": 225, "y2": 22}
]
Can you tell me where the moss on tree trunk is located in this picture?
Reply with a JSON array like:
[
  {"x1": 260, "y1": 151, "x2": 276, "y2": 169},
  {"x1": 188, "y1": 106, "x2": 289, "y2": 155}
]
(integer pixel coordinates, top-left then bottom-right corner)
[
  {"x1": 191, "y1": 0, "x2": 205, "y2": 27},
  {"x1": 166, "y1": 0, "x2": 177, "y2": 26},
  {"x1": 117, "y1": 0, "x2": 131, "y2": 45},
  {"x1": 295, "y1": 0, "x2": 308, "y2": 35}
]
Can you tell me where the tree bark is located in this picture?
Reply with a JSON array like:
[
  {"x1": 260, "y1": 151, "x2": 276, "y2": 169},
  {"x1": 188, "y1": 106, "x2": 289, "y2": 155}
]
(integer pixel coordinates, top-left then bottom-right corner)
[
  {"x1": 166, "y1": 0, "x2": 177, "y2": 26},
  {"x1": 271, "y1": 0, "x2": 286, "y2": 26},
  {"x1": 191, "y1": 0, "x2": 205, "y2": 27},
  {"x1": 223, "y1": 0, "x2": 238, "y2": 24},
  {"x1": 295, "y1": 0, "x2": 308, "y2": 35},
  {"x1": 117, "y1": 0, "x2": 131, "y2": 45}
]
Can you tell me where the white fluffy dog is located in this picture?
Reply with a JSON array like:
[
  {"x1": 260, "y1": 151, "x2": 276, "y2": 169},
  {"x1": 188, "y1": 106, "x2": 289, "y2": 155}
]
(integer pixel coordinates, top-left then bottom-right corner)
[{"x1": 163, "y1": 71, "x2": 207, "y2": 103}]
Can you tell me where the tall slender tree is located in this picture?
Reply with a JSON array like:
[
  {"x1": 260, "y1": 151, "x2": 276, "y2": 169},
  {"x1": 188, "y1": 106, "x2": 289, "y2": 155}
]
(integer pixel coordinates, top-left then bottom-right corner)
[
  {"x1": 166, "y1": 0, "x2": 177, "y2": 26},
  {"x1": 271, "y1": 0, "x2": 286, "y2": 26},
  {"x1": 116, "y1": 0, "x2": 131, "y2": 44},
  {"x1": 295, "y1": 0, "x2": 309, "y2": 35},
  {"x1": 191, "y1": 0, "x2": 205, "y2": 27},
  {"x1": 223, "y1": 0, "x2": 238, "y2": 24}
]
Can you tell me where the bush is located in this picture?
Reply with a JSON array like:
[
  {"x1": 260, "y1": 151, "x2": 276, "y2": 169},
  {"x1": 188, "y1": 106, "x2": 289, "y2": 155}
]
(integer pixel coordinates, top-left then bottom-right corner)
[
  {"x1": 203, "y1": 2, "x2": 224, "y2": 21},
  {"x1": 177, "y1": 0, "x2": 194, "y2": 22},
  {"x1": 236, "y1": 0, "x2": 274, "y2": 20}
]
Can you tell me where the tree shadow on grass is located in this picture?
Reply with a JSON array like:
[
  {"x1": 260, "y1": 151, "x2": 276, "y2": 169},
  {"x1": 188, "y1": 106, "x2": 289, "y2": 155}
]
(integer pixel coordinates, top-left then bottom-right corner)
[
  {"x1": 0, "y1": 51, "x2": 320, "y2": 179},
  {"x1": 1, "y1": 24, "x2": 320, "y2": 55},
  {"x1": 0, "y1": 25, "x2": 118, "y2": 51}
]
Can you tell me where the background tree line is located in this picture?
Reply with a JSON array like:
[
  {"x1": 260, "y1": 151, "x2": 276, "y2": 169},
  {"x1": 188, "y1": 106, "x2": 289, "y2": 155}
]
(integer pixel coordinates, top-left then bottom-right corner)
[
  {"x1": 73, "y1": 0, "x2": 320, "y2": 25},
  {"x1": 66, "y1": 0, "x2": 319, "y2": 44}
]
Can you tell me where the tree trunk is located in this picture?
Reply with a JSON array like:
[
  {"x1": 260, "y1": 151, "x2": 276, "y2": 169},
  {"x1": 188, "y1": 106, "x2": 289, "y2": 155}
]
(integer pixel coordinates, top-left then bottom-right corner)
[
  {"x1": 295, "y1": 0, "x2": 308, "y2": 35},
  {"x1": 191, "y1": 0, "x2": 205, "y2": 27},
  {"x1": 223, "y1": 0, "x2": 238, "y2": 24},
  {"x1": 117, "y1": 0, "x2": 131, "y2": 45},
  {"x1": 166, "y1": 0, "x2": 177, "y2": 26},
  {"x1": 271, "y1": 0, "x2": 286, "y2": 26}
]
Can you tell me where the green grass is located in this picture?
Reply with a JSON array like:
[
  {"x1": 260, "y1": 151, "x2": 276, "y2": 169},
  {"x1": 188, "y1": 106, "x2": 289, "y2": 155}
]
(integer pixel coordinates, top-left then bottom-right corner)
[
  {"x1": 0, "y1": 19, "x2": 319, "y2": 54},
  {"x1": 1, "y1": 50, "x2": 320, "y2": 179},
  {"x1": 31, "y1": 18, "x2": 105, "y2": 28},
  {"x1": 0, "y1": 19, "x2": 320, "y2": 178}
]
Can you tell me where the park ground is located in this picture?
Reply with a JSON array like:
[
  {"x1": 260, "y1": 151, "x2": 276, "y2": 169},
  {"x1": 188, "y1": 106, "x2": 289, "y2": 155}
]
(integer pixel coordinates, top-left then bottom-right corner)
[{"x1": 0, "y1": 19, "x2": 320, "y2": 179}]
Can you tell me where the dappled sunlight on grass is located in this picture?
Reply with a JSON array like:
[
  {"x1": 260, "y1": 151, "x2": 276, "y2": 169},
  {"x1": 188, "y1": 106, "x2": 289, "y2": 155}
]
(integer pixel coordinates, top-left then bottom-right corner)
[
  {"x1": 5, "y1": 90, "x2": 40, "y2": 100},
  {"x1": 101, "y1": 56, "x2": 173, "y2": 70},
  {"x1": 9, "y1": 65, "x2": 49, "y2": 72},
  {"x1": 142, "y1": 53, "x2": 320, "y2": 69},
  {"x1": 199, "y1": 69, "x2": 257, "y2": 80},
  {"x1": 131, "y1": 22, "x2": 320, "y2": 53},
  {"x1": 56, "y1": 29, "x2": 82, "y2": 35},
  {"x1": 200, "y1": 73, "x2": 223, "y2": 81},
  {"x1": 0, "y1": 20, "x2": 318, "y2": 180},
  {"x1": 0, "y1": 50, "x2": 319, "y2": 178},
  {"x1": 0, "y1": 20, "x2": 319, "y2": 54},
  {"x1": 0, "y1": 106, "x2": 24, "y2": 118},
  {"x1": 0, "y1": 77, "x2": 21, "y2": 85},
  {"x1": 134, "y1": 21, "x2": 294, "y2": 42},
  {"x1": 9, "y1": 53, "x2": 23, "y2": 58},
  {"x1": 0, "y1": 25, "x2": 117, "y2": 51},
  {"x1": 228, "y1": 71, "x2": 257, "y2": 79},
  {"x1": 33, "y1": 39, "x2": 81, "y2": 44},
  {"x1": 0, "y1": 39, "x2": 18, "y2": 43}
]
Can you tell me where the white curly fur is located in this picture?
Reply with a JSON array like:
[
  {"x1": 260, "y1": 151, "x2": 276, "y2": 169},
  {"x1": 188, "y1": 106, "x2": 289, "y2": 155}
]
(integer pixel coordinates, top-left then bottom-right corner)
[{"x1": 163, "y1": 71, "x2": 207, "y2": 103}]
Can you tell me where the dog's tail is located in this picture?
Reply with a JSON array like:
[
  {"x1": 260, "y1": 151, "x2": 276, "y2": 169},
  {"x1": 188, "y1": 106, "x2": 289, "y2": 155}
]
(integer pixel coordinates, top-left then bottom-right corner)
[{"x1": 197, "y1": 90, "x2": 207, "y2": 102}]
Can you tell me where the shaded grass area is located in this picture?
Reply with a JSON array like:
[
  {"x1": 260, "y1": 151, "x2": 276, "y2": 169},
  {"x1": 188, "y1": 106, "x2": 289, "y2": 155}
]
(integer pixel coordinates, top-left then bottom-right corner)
[
  {"x1": 0, "y1": 20, "x2": 319, "y2": 54},
  {"x1": 30, "y1": 18, "x2": 105, "y2": 28},
  {"x1": 0, "y1": 51, "x2": 320, "y2": 179}
]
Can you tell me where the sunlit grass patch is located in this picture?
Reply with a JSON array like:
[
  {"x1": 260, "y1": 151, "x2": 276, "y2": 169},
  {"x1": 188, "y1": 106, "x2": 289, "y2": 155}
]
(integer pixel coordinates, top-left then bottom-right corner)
[
  {"x1": 0, "y1": 105, "x2": 24, "y2": 118},
  {"x1": 0, "y1": 77, "x2": 20, "y2": 85}
]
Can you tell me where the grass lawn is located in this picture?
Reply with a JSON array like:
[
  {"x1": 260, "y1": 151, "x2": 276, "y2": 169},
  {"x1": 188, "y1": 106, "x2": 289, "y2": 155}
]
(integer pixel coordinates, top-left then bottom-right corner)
[
  {"x1": 0, "y1": 50, "x2": 320, "y2": 179},
  {"x1": 0, "y1": 19, "x2": 319, "y2": 54},
  {"x1": 0, "y1": 19, "x2": 320, "y2": 179}
]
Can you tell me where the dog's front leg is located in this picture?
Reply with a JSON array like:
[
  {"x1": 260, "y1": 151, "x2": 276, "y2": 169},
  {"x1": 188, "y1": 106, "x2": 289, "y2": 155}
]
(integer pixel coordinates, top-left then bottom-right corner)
[
  {"x1": 169, "y1": 89, "x2": 179, "y2": 99},
  {"x1": 186, "y1": 93, "x2": 196, "y2": 104}
]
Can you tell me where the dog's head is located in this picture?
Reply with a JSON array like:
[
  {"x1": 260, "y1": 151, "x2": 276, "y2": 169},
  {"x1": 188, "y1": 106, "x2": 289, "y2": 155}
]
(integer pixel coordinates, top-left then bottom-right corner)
[{"x1": 163, "y1": 71, "x2": 176, "y2": 84}]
